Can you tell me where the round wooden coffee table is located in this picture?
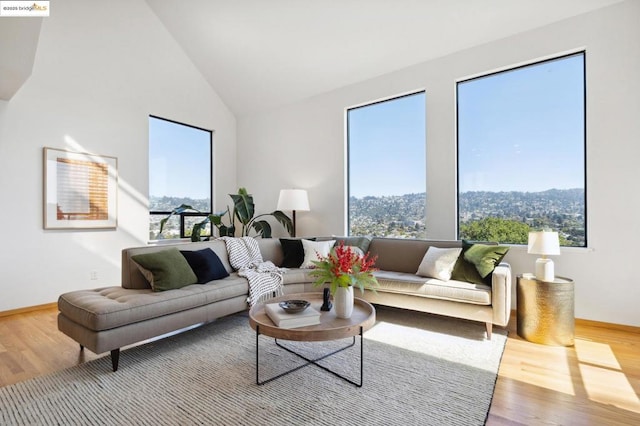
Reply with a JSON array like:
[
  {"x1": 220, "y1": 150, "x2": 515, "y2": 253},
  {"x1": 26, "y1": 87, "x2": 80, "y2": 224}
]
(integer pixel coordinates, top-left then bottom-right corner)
[{"x1": 249, "y1": 292, "x2": 376, "y2": 387}]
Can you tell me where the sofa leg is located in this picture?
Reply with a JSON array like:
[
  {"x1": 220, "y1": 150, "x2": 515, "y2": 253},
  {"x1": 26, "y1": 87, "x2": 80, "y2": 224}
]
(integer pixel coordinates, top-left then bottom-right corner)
[
  {"x1": 485, "y1": 322, "x2": 492, "y2": 340},
  {"x1": 111, "y1": 349, "x2": 120, "y2": 372},
  {"x1": 79, "y1": 344, "x2": 84, "y2": 351}
]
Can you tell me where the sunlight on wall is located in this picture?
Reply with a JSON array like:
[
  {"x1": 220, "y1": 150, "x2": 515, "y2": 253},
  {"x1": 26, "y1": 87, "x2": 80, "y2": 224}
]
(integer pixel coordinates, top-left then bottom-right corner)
[
  {"x1": 63, "y1": 134, "x2": 150, "y2": 266},
  {"x1": 63, "y1": 134, "x2": 148, "y2": 209}
]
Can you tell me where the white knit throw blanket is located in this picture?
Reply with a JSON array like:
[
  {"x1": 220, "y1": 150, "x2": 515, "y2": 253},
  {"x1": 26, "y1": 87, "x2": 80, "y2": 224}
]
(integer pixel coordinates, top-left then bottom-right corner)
[{"x1": 220, "y1": 237, "x2": 284, "y2": 306}]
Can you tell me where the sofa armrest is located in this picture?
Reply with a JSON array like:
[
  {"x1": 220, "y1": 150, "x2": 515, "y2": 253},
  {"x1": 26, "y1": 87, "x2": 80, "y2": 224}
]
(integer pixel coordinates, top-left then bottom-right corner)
[{"x1": 491, "y1": 262, "x2": 512, "y2": 326}]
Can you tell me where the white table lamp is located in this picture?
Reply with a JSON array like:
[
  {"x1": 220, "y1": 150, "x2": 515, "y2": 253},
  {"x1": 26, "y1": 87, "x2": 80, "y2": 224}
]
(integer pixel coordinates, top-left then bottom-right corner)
[
  {"x1": 528, "y1": 231, "x2": 561, "y2": 282},
  {"x1": 277, "y1": 189, "x2": 310, "y2": 237}
]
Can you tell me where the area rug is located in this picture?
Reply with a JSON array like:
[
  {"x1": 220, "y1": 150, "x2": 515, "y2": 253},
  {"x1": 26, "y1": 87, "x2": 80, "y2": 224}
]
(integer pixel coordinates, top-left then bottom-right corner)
[{"x1": 0, "y1": 307, "x2": 507, "y2": 425}]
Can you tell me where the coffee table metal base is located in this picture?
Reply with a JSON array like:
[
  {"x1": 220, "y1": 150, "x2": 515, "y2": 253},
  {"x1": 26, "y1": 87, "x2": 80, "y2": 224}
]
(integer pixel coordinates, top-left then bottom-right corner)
[{"x1": 255, "y1": 325, "x2": 364, "y2": 387}]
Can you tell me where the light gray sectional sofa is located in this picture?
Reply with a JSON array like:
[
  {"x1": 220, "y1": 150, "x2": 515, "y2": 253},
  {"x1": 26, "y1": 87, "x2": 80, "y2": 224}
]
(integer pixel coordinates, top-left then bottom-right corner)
[{"x1": 57, "y1": 237, "x2": 511, "y2": 371}]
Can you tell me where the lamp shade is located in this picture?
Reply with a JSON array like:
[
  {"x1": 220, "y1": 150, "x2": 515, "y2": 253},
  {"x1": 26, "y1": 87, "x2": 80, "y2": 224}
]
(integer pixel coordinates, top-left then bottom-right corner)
[
  {"x1": 527, "y1": 231, "x2": 561, "y2": 256},
  {"x1": 277, "y1": 189, "x2": 310, "y2": 211}
]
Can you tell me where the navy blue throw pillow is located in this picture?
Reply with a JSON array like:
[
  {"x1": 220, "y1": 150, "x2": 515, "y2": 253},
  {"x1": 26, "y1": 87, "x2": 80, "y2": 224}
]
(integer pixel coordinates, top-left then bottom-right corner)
[{"x1": 180, "y1": 249, "x2": 229, "y2": 283}]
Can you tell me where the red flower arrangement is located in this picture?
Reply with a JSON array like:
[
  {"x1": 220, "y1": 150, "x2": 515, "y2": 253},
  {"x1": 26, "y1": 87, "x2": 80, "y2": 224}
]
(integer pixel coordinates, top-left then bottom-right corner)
[{"x1": 309, "y1": 242, "x2": 379, "y2": 295}]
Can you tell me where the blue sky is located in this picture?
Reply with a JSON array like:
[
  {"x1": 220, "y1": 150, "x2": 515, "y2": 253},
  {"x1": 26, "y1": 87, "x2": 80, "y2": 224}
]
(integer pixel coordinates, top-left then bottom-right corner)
[
  {"x1": 150, "y1": 54, "x2": 583, "y2": 201},
  {"x1": 458, "y1": 53, "x2": 585, "y2": 193},
  {"x1": 348, "y1": 92, "x2": 426, "y2": 198},
  {"x1": 149, "y1": 117, "x2": 212, "y2": 200},
  {"x1": 349, "y1": 53, "x2": 584, "y2": 198}
]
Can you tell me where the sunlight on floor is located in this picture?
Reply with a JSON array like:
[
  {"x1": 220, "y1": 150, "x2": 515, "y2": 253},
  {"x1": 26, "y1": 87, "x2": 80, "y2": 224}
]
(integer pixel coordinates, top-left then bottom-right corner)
[
  {"x1": 575, "y1": 339, "x2": 640, "y2": 413},
  {"x1": 366, "y1": 320, "x2": 457, "y2": 351},
  {"x1": 501, "y1": 336, "x2": 640, "y2": 413},
  {"x1": 502, "y1": 338, "x2": 576, "y2": 396},
  {"x1": 575, "y1": 338, "x2": 620, "y2": 369},
  {"x1": 365, "y1": 320, "x2": 504, "y2": 372}
]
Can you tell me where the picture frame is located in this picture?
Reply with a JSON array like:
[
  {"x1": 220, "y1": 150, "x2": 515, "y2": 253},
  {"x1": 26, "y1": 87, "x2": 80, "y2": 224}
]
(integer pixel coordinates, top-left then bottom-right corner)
[{"x1": 43, "y1": 147, "x2": 118, "y2": 229}]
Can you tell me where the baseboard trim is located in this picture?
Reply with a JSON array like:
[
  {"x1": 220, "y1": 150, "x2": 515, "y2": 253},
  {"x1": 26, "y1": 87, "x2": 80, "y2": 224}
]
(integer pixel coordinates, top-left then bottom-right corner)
[
  {"x1": 574, "y1": 317, "x2": 640, "y2": 333},
  {"x1": 0, "y1": 302, "x2": 57, "y2": 318},
  {"x1": 510, "y1": 309, "x2": 640, "y2": 333}
]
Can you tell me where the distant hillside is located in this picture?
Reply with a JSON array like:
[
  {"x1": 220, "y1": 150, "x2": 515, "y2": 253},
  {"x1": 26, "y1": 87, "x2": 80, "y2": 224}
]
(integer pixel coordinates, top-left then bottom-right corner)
[
  {"x1": 349, "y1": 189, "x2": 585, "y2": 244},
  {"x1": 149, "y1": 196, "x2": 212, "y2": 240},
  {"x1": 149, "y1": 196, "x2": 211, "y2": 213},
  {"x1": 150, "y1": 190, "x2": 586, "y2": 245},
  {"x1": 459, "y1": 189, "x2": 584, "y2": 222},
  {"x1": 349, "y1": 193, "x2": 427, "y2": 238}
]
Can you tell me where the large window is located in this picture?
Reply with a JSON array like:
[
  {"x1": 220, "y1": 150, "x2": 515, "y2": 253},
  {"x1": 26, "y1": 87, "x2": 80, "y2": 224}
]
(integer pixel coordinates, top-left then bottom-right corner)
[
  {"x1": 457, "y1": 52, "x2": 586, "y2": 246},
  {"x1": 148, "y1": 116, "x2": 213, "y2": 240},
  {"x1": 347, "y1": 92, "x2": 426, "y2": 238}
]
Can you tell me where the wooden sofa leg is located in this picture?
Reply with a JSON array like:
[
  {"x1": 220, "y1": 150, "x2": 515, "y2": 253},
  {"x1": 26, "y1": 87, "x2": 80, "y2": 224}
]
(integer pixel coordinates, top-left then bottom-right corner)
[
  {"x1": 486, "y1": 323, "x2": 492, "y2": 340},
  {"x1": 79, "y1": 344, "x2": 84, "y2": 351},
  {"x1": 111, "y1": 349, "x2": 120, "y2": 372}
]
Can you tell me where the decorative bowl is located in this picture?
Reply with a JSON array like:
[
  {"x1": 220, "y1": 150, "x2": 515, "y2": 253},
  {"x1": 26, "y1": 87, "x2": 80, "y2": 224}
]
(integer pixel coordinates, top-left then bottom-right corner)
[{"x1": 279, "y1": 300, "x2": 310, "y2": 313}]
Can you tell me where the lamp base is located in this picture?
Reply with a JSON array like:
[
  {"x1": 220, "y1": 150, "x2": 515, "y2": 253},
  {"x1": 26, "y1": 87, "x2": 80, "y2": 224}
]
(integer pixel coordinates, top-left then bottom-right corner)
[{"x1": 535, "y1": 257, "x2": 555, "y2": 282}]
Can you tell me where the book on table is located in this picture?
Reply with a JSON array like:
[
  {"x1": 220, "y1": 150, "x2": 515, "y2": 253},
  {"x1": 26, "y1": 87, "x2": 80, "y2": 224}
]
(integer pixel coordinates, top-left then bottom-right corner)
[{"x1": 265, "y1": 303, "x2": 321, "y2": 329}]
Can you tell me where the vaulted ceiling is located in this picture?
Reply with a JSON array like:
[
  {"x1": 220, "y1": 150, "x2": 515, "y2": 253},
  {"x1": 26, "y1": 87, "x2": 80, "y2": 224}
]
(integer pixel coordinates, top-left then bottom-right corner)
[
  {"x1": 0, "y1": 17, "x2": 42, "y2": 100},
  {"x1": 145, "y1": 0, "x2": 623, "y2": 117},
  {"x1": 0, "y1": 1, "x2": 624, "y2": 113}
]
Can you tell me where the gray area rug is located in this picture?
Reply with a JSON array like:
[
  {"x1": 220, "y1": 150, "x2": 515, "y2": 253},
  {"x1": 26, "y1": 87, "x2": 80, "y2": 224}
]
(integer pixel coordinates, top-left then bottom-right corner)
[{"x1": 0, "y1": 307, "x2": 507, "y2": 425}]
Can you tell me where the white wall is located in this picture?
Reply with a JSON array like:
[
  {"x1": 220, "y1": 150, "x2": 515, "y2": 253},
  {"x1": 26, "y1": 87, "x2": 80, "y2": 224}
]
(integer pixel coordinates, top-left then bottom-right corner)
[
  {"x1": 238, "y1": 1, "x2": 640, "y2": 326},
  {"x1": 0, "y1": 0, "x2": 236, "y2": 311}
]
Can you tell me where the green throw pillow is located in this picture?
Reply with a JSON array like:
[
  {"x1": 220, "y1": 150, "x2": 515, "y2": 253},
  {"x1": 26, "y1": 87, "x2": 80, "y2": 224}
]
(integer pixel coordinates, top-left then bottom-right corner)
[
  {"x1": 132, "y1": 248, "x2": 197, "y2": 292},
  {"x1": 450, "y1": 241, "x2": 486, "y2": 285},
  {"x1": 463, "y1": 244, "x2": 510, "y2": 280}
]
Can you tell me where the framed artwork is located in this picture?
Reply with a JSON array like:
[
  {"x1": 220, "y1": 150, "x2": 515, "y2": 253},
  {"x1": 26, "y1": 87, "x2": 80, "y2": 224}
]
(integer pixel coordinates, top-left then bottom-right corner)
[{"x1": 43, "y1": 147, "x2": 118, "y2": 229}]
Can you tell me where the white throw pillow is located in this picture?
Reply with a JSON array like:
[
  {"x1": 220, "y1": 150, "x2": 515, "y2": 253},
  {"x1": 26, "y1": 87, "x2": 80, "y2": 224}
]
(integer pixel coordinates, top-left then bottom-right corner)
[
  {"x1": 301, "y1": 239, "x2": 336, "y2": 269},
  {"x1": 416, "y1": 247, "x2": 463, "y2": 281}
]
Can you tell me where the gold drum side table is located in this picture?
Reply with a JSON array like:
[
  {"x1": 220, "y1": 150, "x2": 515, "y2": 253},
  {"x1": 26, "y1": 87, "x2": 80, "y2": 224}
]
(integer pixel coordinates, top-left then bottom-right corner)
[{"x1": 517, "y1": 275, "x2": 575, "y2": 346}]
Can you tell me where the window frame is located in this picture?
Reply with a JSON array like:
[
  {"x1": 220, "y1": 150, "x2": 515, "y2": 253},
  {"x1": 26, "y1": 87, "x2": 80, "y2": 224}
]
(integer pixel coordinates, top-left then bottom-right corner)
[
  {"x1": 148, "y1": 115, "x2": 213, "y2": 240},
  {"x1": 455, "y1": 51, "x2": 587, "y2": 247},
  {"x1": 346, "y1": 91, "x2": 427, "y2": 238}
]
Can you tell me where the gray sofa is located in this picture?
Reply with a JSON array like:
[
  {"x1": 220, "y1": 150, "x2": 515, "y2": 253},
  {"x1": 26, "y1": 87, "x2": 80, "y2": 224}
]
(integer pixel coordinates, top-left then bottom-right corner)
[{"x1": 57, "y1": 237, "x2": 511, "y2": 371}]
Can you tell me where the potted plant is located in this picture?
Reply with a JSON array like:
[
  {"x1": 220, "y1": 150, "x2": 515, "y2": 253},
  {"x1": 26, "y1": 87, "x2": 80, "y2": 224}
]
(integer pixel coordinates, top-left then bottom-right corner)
[
  {"x1": 309, "y1": 242, "x2": 379, "y2": 318},
  {"x1": 229, "y1": 188, "x2": 293, "y2": 238},
  {"x1": 159, "y1": 188, "x2": 293, "y2": 241}
]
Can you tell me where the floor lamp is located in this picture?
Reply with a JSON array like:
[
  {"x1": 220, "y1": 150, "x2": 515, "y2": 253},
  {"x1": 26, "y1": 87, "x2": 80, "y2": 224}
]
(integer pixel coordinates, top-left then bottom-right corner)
[{"x1": 277, "y1": 189, "x2": 310, "y2": 237}]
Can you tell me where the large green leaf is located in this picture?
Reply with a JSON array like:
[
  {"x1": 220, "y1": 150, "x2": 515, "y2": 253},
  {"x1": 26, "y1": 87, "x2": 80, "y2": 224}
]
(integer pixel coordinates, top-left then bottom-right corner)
[
  {"x1": 172, "y1": 204, "x2": 196, "y2": 213},
  {"x1": 218, "y1": 225, "x2": 235, "y2": 237},
  {"x1": 230, "y1": 188, "x2": 254, "y2": 226},
  {"x1": 159, "y1": 204, "x2": 197, "y2": 234},
  {"x1": 191, "y1": 222, "x2": 205, "y2": 242},
  {"x1": 206, "y1": 208, "x2": 235, "y2": 237},
  {"x1": 159, "y1": 217, "x2": 170, "y2": 234},
  {"x1": 271, "y1": 210, "x2": 293, "y2": 235},
  {"x1": 209, "y1": 210, "x2": 228, "y2": 226},
  {"x1": 250, "y1": 220, "x2": 272, "y2": 238}
]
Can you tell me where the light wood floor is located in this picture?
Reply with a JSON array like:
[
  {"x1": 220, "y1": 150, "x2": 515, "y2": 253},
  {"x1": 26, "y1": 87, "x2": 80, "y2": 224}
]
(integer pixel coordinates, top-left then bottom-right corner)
[{"x1": 1, "y1": 306, "x2": 639, "y2": 425}]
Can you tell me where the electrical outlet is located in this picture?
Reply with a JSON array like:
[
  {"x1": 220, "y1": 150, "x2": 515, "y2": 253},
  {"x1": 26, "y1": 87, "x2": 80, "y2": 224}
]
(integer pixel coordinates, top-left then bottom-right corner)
[{"x1": 90, "y1": 270, "x2": 98, "y2": 280}]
